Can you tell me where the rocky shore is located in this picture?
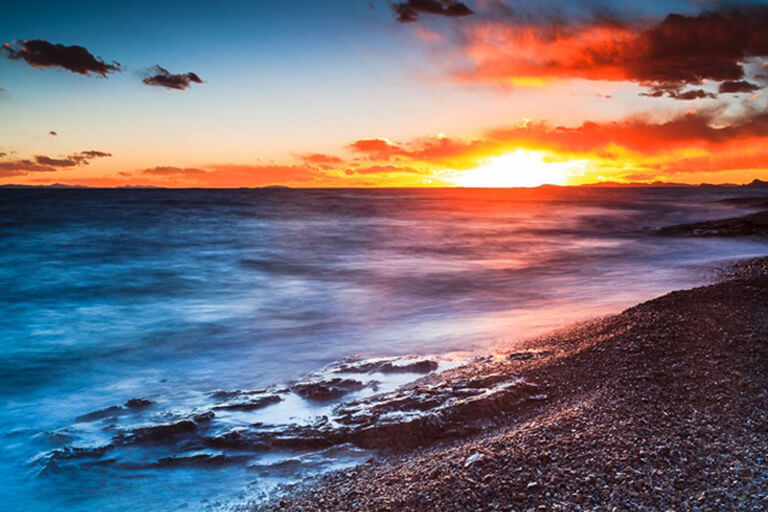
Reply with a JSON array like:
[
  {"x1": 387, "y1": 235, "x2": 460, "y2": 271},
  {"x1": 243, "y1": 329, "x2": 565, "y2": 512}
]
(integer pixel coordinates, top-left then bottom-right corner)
[
  {"x1": 658, "y1": 197, "x2": 768, "y2": 237},
  {"x1": 260, "y1": 259, "x2": 768, "y2": 511}
]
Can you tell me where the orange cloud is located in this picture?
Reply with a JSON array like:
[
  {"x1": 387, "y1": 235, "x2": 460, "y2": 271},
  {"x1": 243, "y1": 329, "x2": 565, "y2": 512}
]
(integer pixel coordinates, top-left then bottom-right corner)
[
  {"x1": 432, "y1": 5, "x2": 768, "y2": 98},
  {"x1": 5, "y1": 108, "x2": 768, "y2": 187},
  {"x1": 188, "y1": 164, "x2": 323, "y2": 188},
  {"x1": 141, "y1": 166, "x2": 209, "y2": 176}
]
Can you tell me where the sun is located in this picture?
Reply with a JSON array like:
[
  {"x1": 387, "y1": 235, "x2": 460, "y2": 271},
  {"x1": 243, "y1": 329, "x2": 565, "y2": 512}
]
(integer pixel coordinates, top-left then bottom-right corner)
[{"x1": 448, "y1": 150, "x2": 588, "y2": 188}]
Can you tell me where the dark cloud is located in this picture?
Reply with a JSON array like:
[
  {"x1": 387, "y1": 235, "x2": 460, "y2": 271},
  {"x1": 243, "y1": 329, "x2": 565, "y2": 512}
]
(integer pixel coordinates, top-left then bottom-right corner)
[
  {"x1": 78, "y1": 150, "x2": 112, "y2": 159},
  {"x1": 392, "y1": 0, "x2": 473, "y2": 23},
  {"x1": 49, "y1": 130, "x2": 57, "y2": 136},
  {"x1": 450, "y1": 4, "x2": 768, "y2": 97},
  {"x1": 623, "y1": 7, "x2": 768, "y2": 88},
  {"x1": 719, "y1": 80, "x2": 761, "y2": 93},
  {"x1": 640, "y1": 84, "x2": 716, "y2": 100},
  {"x1": 0, "y1": 160, "x2": 58, "y2": 174},
  {"x1": 35, "y1": 155, "x2": 79, "y2": 167},
  {"x1": 1, "y1": 40, "x2": 121, "y2": 76},
  {"x1": 0, "y1": 150, "x2": 112, "y2": 178},
  {"x1": 674, "y1": 89, "x2": 717, "y2": 100},
  {"x1": 142, "y1": 66, "x2": 204, "y2": 90},
  {"x1": 0, "y1": 152, "x2": 6, "y2": 158}
]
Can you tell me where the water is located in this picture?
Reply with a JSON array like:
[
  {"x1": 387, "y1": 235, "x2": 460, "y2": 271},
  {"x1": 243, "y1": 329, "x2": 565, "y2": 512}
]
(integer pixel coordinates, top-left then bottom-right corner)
[{"x1": 0, "y1": 187, "x2": 766, "y2": 511}]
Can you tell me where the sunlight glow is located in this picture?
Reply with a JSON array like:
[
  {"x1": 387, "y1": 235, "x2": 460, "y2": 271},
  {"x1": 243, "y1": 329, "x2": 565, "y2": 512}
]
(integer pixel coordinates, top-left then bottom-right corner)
[{"x1": 448, "y1": 150, "x2": 589, "y2": 188}]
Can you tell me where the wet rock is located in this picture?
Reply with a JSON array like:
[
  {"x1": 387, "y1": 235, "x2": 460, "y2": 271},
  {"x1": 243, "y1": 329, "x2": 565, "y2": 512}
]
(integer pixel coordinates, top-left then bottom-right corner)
[
  {"x1": 658, "y1": 209, "x2": 768, "y2": 237},
  {"x1": 31, "y1": 443, "x2": 115, "y2": 466},
  {"x1": 156, "y1": 451, "x2": 247, "y2": 468},
  {"x1": 75, "y1": 406, "x2": 126, "y2": 422},
  {"x1": 378, "y1": 360, "x2": 439, "y2": 374},
  {"x1": 210, "y1": 388, "x2": 269, "y2": 400},
  {"x1": 293, "y1": 378, "x2": 369, "y2": 401},
  {"x1": 203, "y1": 428, "x2": 271, "y2": 451},
  {"x1": 117, "y1": 419, "x2": 198, "y2": 444},
  {"x1": 192, "y1": 411, "x2": 215, "y2": 423},
  {"x1": 212, "y1": 393, "x2": 282, "y2": 411},
  {"x1": 125, "y1": 398, "x2": 153, "y2": 408},
  {"x1": 508, "y1": 350, "x2": 550, "y2": 362},
  {"x1": 204, "y1": 421, "x2": 346, "y2": 452},
  {"x1": 333, "y1": 358, "x2": 439, "y2": 375},
  {"x1": 334, "y1": 378, "x2": 546, "y2": 450}
]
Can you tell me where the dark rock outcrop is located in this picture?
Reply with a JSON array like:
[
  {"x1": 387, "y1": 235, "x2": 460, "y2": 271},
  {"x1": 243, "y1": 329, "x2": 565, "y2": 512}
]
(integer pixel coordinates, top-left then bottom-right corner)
[
  {"x1": 658, "y1": 209, "x2": 768, "y2": 237},
  {"x1": 292, "y1": 378, "x2": 370, "y2": 401}
]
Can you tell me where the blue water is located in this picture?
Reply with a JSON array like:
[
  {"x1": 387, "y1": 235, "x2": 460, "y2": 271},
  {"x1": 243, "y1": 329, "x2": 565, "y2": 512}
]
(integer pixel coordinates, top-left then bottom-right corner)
[{"x1": 1, "y1": 187, "x2": 766, "y2": 511}]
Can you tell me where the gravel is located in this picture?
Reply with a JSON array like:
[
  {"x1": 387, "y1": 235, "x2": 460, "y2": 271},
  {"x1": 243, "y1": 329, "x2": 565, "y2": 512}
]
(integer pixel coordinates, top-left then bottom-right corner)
[{"x1": 259, "y1": 258, "x2": 768, "y2": 511}]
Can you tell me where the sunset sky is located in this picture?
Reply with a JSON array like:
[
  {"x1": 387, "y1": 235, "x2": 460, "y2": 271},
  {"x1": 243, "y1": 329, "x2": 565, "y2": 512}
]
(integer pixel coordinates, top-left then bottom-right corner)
[{"x1": 2, "y1": 0, "x2": 768, "y2": 187}]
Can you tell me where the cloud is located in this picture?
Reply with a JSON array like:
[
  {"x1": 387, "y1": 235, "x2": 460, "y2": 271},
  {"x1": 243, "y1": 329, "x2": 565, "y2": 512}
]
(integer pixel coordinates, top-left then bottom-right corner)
[
  {"x1": 1, "y1": 39, "x2": 121, "y2": 76},
  {"x1": 78, "y1": 150, "x2": 112, "y2": 159},
  {"x1": 49, "y1": 130, "x2": 58, "y2": 136},
  {"x1": 436, "y1": 4, "x2": 768, "y2": 96},
  {"x1": 142, "y1": 66, "x2": 204, "y2": 90},
  {"x1": 392, "y1": 0, "x2": 474, "y2": 23},
  {"x1": 0, "y1": 150, "x2": 112, "y2": 178},
  {"x1": 0, "y1": 152, "x2": 6, "y2": 158},
  {"x1": 349, "y1": 138, "x2": 405, "y2": 159},
  {"x1": 339, "y1": 105, "x2": 768, "y2": 183},
  {"x1": 0, "y1": 160, "x2": 58, "y2": 174},
  {"x1": 141, "y1": 166, "x2": 209, "y2": 176},
  {"x1": 301, "y1": 153, "x2": 344, "y2": 165},
  {"x1": 719, "y1": 80, "x2": 762, "y2": 94},
  {"x1": 130, "y1": 164, "x2": 324, "y2": 187},
  {"x1": 483, "y1": 110, "x2": 768, "y2": 157},
  {"x1": 346, "y1": 164, "x2": 422, "y2": 175},
  {"x1": 198, "y1": 164, "x2": 322, "y2": 187},
  {"x1": 35, "y1": 155, "x2": 80, "y2": 167},
  {"x1": 640, "y1": 84, "x2": 716, "y2": 100}
]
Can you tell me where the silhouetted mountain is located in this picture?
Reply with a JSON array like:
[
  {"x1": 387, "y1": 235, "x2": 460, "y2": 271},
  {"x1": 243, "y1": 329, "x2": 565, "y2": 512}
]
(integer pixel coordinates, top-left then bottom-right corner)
[
  {"x1": 0, "y1": 183, "x2": 88, "y2": 189},
  {"x1": 745, "y1": 179, "x2": 768, "y2": 189}
]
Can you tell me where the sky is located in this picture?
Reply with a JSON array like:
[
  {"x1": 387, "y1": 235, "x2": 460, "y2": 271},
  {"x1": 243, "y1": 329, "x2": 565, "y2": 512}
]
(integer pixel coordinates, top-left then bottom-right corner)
[{"x1": 1, "y1": 0, "x2": 768, "y2": 187}]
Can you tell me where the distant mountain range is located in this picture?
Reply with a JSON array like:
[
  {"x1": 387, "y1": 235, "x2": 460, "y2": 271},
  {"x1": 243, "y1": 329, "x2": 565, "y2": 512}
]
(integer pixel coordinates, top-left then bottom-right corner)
[
  {"x1": 746, "y1": 179, "x2": 768, "y2": 188},
  {"x1": 1, "y1": 180, "x2": 768, "y2": 189}
]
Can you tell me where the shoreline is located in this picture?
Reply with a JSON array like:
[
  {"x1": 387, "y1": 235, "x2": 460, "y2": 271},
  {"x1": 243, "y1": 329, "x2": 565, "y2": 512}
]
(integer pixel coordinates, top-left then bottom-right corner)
[{"x1": 260, "y1": 256, "x2": 768, "y2": 511}]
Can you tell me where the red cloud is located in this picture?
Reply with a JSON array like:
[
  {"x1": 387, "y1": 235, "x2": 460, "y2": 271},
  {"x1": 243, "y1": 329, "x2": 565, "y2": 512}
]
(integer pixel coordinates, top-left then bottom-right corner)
[
  {"x1": 301, "y1": 153, "x2": 344, "y2": 166},
  {"x1": 444, "y1": 6, "x2": 768, "y2": 97},
  {"x1": 193, "y1": 164, "x2": 322, "y2": 187},
  {"x1": 349, "y1": 138, "x2": 402, "y2": 157},
  {"x1": 485, "y1": 111, "x2": 768, "y2": 156}
]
